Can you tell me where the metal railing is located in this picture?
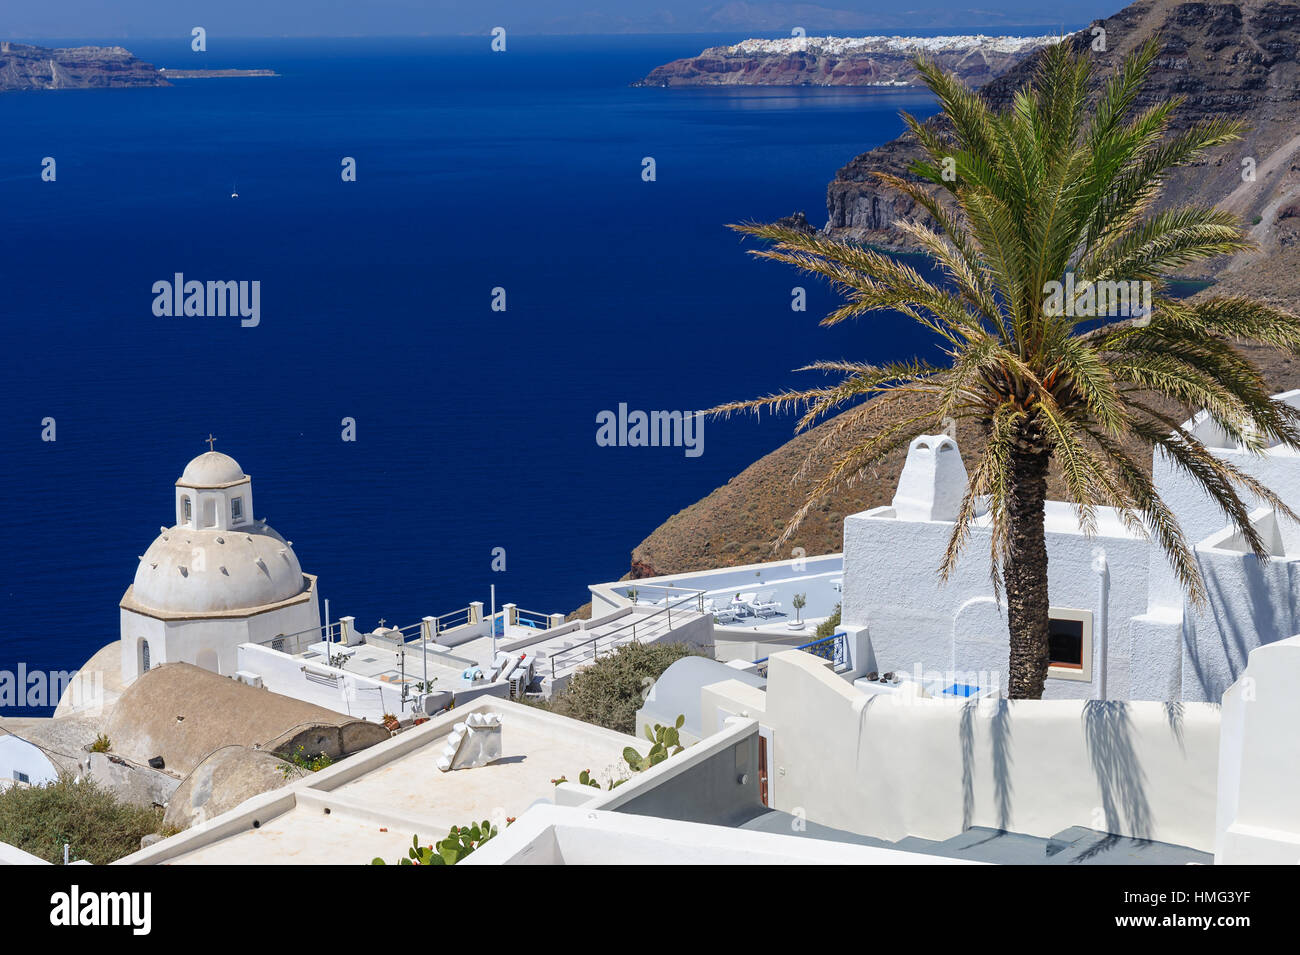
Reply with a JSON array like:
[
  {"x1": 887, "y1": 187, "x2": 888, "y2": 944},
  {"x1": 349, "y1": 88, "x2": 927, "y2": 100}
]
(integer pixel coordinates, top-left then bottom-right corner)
[
  {"x1": 254, "y1": 620, "x2": 346, "y2": 657},
  {"x1": 432, "y1": 606, "x2": 472, "y2": 632},
  {"x1": 550, "y1": 589, "x2": 705, "y2": 680},
  {"x1": 622, "y1": 584, "x2": 708, "y2": 612},
  {"x1": 514, "y1": 608, "x2": 552, "y2": 629},
  {"x1": 754, "y1": 632, "x2": 847, "y2": 676}
]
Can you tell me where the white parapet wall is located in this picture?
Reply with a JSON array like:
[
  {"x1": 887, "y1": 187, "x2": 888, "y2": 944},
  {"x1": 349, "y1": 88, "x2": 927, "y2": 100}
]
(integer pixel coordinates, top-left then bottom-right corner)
[
  {"x1": 461, "y1": 804, "x2": 979, "y2": 865},
  {"x1": 1216, "y1": 635, "x2": 1300, "y2": 863},
  {"x1": 759, "y1": 650, "x2": 1220, "y2": 852},
  {"x1": 237, "y1": 643, "x2": 408, "y2": 722}
]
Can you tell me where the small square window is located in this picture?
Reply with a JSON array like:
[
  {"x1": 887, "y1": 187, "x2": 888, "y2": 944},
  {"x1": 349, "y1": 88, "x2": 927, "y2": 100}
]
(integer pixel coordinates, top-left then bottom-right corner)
[
  {"x1": 1049, "y1": 618, "x2": 1084, "y2": 669},
  {"x1": 1048, "y1": 608, "x2": 1093, "y2": 682},
  {"x1": 231, "y1": 497, "x2": 243, "y2": 522},
  {"x1": 13, "y1": 771, "x2": 29, "y2": 784}
]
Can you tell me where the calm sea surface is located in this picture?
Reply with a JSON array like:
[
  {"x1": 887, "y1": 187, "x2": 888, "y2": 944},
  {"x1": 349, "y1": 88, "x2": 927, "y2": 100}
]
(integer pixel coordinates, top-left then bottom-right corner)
[{"x1": 0, "y1": 35, "x2": 960, "y2": 708}]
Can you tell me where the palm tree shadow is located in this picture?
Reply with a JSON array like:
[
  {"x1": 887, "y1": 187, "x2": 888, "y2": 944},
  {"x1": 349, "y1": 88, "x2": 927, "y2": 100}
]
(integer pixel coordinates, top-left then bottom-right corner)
[
  {"x1": 1083, "y1": 700, "x2": 1152, "y2": 842},
  {"x1": 959, "y1": 697, "x2": 1013, "y2": 831}
]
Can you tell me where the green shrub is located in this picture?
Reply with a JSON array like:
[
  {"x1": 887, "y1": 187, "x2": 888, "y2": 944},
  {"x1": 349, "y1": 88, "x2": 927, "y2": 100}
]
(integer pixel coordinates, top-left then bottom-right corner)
[
  {"x1": 88, "y1": 734, "x2": 111, "y2": 754},
  {"x1": 278, "y1": 745, "x2": 334, "y2": 778},
  {"x1": 546, "y1": 642, "x2": 697, "y2": 734},
  {"x1": 0, "y1": 774, "x2": 162, "y2": 864},
  {"x1": 815, "y1": 604, "x2": 842, "y2": 639}
]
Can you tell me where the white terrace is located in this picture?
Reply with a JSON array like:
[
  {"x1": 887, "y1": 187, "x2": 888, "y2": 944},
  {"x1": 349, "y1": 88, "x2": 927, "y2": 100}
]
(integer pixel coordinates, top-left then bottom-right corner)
[{"x1": 234, "y1": 595, "x2": 712, "y2": 723}]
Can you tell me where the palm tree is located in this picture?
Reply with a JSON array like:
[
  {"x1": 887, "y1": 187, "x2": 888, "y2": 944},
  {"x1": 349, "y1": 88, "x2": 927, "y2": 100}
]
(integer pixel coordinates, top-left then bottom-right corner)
[{"x1": 707, "y1": 38, "x2": 1300, "y2": 699}]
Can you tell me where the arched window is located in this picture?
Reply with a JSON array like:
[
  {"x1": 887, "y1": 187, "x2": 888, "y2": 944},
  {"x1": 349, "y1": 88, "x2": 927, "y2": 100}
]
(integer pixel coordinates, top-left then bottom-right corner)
[
  {"x1": 182, "y1": 496, "x2": 192, "y2": 524},
  {"x1": 140, "y1": 639, "x2": 151, "y2": 673}
]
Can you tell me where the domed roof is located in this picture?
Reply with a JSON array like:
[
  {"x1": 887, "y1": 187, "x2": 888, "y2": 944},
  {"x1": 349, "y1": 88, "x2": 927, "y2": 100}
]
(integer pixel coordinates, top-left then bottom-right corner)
[
  {"x1": 130, "y1": 522, "x2": 306, "y2": 614},
  {"x1": 179, "y1": 451, "x2": 247, "y2": 488}
]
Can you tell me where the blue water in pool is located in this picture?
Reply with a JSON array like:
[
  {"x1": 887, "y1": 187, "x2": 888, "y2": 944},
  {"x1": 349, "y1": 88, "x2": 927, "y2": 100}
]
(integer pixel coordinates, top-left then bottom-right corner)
[{"x1": 0, "y1": 34, "x2": 960, "y2": 712}]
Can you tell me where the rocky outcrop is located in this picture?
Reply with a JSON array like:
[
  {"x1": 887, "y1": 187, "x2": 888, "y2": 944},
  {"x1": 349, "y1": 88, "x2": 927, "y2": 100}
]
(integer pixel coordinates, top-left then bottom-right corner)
[
  {"x1": 825, "y1": 0, "x2": 1300, "y2": 270},
  {"x1": 0, "y1": 41, "x2": 169, "y2": 92},
  {"x1": 635, "y1": 34, "x2": 1059, "y2": 88}
]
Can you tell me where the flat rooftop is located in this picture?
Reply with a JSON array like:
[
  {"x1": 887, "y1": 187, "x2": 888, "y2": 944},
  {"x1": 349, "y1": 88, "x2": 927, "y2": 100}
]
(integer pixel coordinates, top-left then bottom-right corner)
[{"x1": 119, "y1": 699, "x2": 640, "y2": 866}]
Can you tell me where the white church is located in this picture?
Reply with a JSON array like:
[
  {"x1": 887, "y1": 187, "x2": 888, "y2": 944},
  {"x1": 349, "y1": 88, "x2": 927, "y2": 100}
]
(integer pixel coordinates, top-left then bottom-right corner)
[{"x1": 117, "y1": 447, "x2": 321, "y2": 683}]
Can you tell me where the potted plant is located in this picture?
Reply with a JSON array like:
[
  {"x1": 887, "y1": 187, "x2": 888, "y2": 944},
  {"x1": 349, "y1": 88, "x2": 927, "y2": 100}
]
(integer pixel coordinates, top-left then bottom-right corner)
[
  {"x1": 789, "y1": 593, "x2": 807, "y2": 630},
  {"x1": 627, "y1": 588, "x2": 639, "y2": 605}
]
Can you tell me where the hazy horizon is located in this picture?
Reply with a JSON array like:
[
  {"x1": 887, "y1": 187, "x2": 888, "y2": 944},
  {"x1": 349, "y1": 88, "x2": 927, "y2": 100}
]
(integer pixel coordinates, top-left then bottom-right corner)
[{"x1": 3, "y1": 0, "x2": 1116, "y2": 39}]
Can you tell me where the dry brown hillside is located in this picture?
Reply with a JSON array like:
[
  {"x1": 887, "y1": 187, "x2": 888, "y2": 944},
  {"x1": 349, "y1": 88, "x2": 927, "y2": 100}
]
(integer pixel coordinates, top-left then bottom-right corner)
[
  {"x1": 627, "y1": 0, "x2": 1300, "y2": 580},
  {"x1": 631, "y1": 344, "x2": 1300, "y2": 577}
]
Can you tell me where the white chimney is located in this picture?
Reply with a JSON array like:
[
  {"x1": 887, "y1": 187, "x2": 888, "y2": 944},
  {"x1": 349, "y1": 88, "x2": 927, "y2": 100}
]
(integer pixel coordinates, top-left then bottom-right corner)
[{"x1": 891, "y1": 434, "x2": 967, "y2": 522}]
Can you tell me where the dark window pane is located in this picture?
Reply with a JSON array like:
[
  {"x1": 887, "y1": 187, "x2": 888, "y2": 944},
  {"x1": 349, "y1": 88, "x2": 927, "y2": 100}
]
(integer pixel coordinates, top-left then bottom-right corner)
[{"x1": 1049, "y1": 618, "x2": 1084, "y2": 667}]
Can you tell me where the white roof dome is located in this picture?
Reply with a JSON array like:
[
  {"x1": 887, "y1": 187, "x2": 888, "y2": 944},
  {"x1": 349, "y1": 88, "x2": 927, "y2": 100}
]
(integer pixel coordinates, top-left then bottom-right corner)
[
  {"x1": 131, "y1": 522, "x2": 306, "y2": 614},
  {"x1": 179, "y1": 451, "x2": 247, "y2": 488}
]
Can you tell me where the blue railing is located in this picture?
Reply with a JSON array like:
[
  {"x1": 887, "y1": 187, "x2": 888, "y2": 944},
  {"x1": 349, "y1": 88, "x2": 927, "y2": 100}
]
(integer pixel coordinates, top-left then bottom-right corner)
[{"x1": 754, "y1": 632, "x2": 847, "y2": 675}]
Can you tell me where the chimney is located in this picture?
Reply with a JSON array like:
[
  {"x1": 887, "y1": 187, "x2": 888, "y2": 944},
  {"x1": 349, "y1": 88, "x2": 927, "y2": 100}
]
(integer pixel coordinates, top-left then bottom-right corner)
[{"x1": 891, "y1": 435, "x2": 967, "y2": 522}]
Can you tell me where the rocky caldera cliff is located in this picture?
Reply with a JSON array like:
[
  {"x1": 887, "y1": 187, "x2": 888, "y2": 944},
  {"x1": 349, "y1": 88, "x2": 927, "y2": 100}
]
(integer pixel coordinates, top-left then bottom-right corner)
[
  {"x1": 0, "y1": 41, "x2": 169, "y2": 92},
  {"x1": 634, "y1": 34, "x2": 1059, "y2": 88},
  {"x1": 629, "y1": 0, "x2": 1300, "y2": 580},
  {"x1": 827, "y1": 0, "x2": 1300, "y2": 278}
]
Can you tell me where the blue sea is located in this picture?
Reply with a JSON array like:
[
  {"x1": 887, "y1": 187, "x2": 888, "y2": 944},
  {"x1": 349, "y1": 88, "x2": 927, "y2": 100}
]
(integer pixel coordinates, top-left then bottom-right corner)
[{"x1": 0, "y1": 34, "x2": 968, "y2": 710}]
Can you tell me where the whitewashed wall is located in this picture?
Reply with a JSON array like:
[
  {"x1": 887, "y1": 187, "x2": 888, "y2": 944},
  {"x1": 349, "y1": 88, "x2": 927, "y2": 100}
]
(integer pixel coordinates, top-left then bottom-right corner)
[
  {"x1": 843, "y1": 505, "x2": 1150, "y2": 699},
  {"x1": 0, "y1": 736, "x2": 62, "y2": 788},
  {"x1": 759, "y1": 651, "x2": 1220, "y2": 851},
  {"x1": 1217, "y1": 635, "x2": 1300, "y2": 863},
  {"x1": 119, "y1": 585, "x2": 320, "y2": 683},
  {"x1": 237, "y1": 643, "x2": 406, "y2": 722}
]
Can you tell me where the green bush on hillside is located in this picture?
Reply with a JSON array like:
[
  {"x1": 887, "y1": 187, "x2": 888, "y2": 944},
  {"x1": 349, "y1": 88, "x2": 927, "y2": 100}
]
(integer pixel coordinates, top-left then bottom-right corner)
[
  {"x1": 0, "y1": 774, "x2": 162, "y2": 864},
  {"x1": 546, "y1": 642, "x2": 697, "y2": 734}
]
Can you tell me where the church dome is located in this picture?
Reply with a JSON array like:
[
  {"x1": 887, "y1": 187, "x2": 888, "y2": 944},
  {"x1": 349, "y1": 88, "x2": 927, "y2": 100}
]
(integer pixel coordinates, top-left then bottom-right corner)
[
  {"x1": 131, "y1": 522, "x2": 306, "y2": 614},
  {"x1": 179, "y1": 451, "x2": 247, "y2": 488}
]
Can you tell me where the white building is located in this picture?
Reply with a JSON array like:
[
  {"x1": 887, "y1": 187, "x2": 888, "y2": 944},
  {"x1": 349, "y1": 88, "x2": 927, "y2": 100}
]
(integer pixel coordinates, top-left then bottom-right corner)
[
  {"x1": 842, "y1": 391, "x2": 1300, "y2": 701},
  {"x1": 117, "y1": 449, "x2": 320, "y2": 682}
]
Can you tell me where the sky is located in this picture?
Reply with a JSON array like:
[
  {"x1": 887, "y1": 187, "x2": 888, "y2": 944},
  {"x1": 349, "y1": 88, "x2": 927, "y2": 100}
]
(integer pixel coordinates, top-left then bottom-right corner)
[{"x1": 4, "y1": 0, "x2": 1119, "y2": 39}]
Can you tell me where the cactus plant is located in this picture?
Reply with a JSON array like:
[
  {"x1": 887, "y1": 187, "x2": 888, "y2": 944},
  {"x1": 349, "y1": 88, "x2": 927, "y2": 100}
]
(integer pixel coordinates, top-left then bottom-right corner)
[
  {"x1": 552, "y1": 716, "x2": 686, "y2": 791},
  {"x1": 371, "y1": 819, "x2": 512, "y2": 865},
  {"x1": 622, "y1": 715, "x2": 685, "y2": 774}
]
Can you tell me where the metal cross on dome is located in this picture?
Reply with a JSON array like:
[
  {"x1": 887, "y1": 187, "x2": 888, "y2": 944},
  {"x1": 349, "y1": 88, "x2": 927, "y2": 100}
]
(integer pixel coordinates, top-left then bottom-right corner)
[{"x1": 205, "y1": 433, "x2": 217, "y2": 451}]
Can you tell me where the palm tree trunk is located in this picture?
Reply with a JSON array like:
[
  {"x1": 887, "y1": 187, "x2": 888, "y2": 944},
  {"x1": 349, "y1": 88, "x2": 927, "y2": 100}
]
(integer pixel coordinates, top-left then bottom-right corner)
[{"x1": 1004, "y1": 440, "x2": 1052, "y2": 699}]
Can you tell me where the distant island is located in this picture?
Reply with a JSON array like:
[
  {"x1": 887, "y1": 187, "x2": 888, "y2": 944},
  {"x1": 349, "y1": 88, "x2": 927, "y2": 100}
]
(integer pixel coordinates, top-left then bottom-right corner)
[
  {"x1": 634, "y1": 34, "x2": 1061, "y2": 88},
  {"x1": 0, "y1": 41, "x2": 169, "y2": 91},
  {"x1": 0, "y1": 41, "x2": 275, "y2": 92},
  {"x1": 158, "y1": 68, "x2": 278, "y2": 79}
]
